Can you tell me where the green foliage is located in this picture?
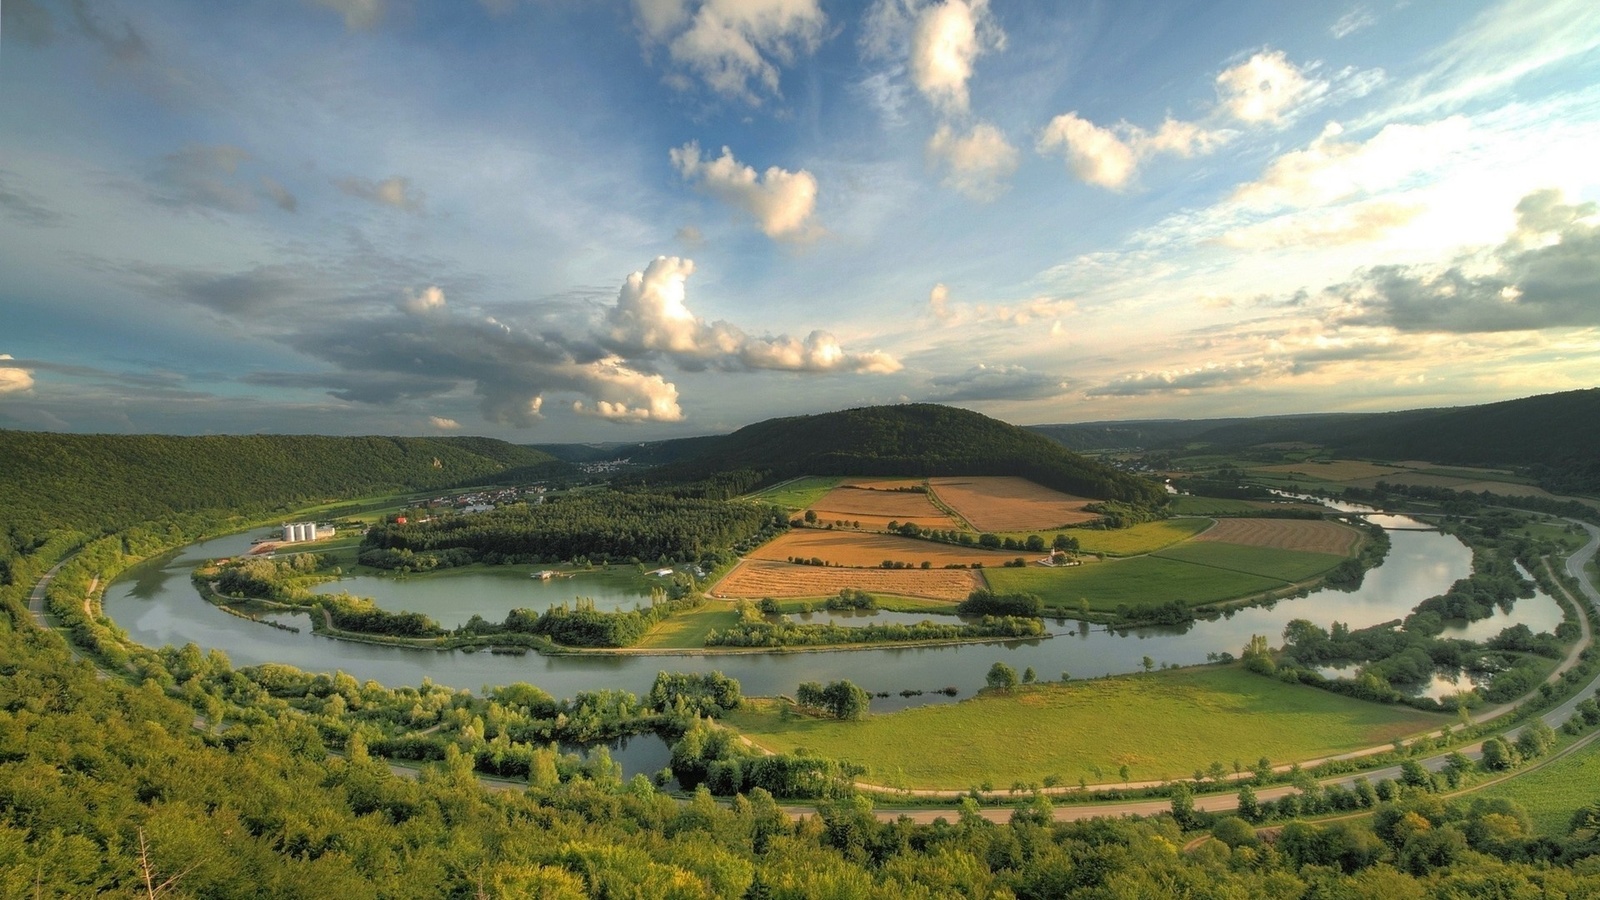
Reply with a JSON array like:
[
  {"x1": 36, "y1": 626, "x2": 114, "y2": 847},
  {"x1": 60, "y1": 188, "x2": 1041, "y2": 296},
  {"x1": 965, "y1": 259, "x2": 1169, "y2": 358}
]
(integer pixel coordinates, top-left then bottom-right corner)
[
  {"x1": 639, "y1": 403, "x2": 1168, "y2": 506},
  {"x1": 706, "y1": 610, "x2": 1043, "y2": 648},
  {"x1": 956, "y1": 588, "x2": 1043, "y2": 617},
  {"x1": 647, "y1": 671, "x2": 742, "y2": 718},
  {"x1": 986, "y1": 661, "x2": 1019, "y2": 691}
]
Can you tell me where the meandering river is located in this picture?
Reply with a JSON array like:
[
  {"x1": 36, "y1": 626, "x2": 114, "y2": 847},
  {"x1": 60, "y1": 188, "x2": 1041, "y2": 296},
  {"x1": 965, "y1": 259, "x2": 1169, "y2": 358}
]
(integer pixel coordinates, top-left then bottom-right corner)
[{"x1": 102, "y1": 519, "x2": 1562, "y2": 711}]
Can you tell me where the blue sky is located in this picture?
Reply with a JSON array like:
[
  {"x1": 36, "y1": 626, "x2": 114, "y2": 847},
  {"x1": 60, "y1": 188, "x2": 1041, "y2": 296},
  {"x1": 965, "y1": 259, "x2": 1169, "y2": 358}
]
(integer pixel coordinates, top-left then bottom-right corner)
[{"x1": 2, "y1": 0, "x2": 1597, "y2": 441}]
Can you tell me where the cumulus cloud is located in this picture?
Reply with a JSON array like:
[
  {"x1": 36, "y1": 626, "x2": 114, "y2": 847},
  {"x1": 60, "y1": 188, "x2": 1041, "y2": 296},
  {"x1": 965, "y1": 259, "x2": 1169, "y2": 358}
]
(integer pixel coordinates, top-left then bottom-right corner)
[
  {"x1": 1232, "y1": 118, "x2": 1472, "y2": 210},
  {"x1": 335, "y1": 175, "x2": 424, "y2": 213},
  {"x1": 307, "y1": 0, "x2": 385, "y2": 31},
  {"x1": 1036, "y1": 114, "x2": 1220, "y2": 191},
  {"x1": 402, "y1": 286, "x2": 447, "y2": 315},
  {"x1": 604, "y1": 256, "x2": 901, "y2": 374},
  {"x1": 632, "y1": 0, "x2": 825, "y2": 103},
  {"x1": 1215, "y1": 50, "x2": 1323, "y2": 124},
  {"x1": 0, "y1": 356, "x2": 35, "y2": 395},
  {"x1": 428, "y1": 416, "x2": 461, "y2": 430},
  {"x1": 1038, "y1": 48, "x2": 1336, "y2": 190},
  {"x1": 908, "y1": 0, "x2": 1003, "y2": 115},
  {"x1": 928, "y1": 364, "x2": 1070, "y2": 402},
  {"x1": 1088, "y1": 360, "x2": 1279, "y2": 396},
  {"x1": 926, "y1": 121, "x2": 1017, "y2": 200},
  {"x1": 671, "y1": 142, "x2": 820, "y2": 241},
  {"x1": 928, "y1": 282, "x2": 952, "y2": 320},
  {"x1": 1324, "y1": 188, "x2": 1600, "y2": 333}
]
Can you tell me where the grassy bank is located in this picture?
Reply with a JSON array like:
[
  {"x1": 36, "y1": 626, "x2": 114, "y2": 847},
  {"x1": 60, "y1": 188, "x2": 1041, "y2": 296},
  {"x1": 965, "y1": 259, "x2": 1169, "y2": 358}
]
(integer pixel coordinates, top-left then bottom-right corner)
[{"x1": 724, "y1": 665, "x2": 1444, "y2": 790}]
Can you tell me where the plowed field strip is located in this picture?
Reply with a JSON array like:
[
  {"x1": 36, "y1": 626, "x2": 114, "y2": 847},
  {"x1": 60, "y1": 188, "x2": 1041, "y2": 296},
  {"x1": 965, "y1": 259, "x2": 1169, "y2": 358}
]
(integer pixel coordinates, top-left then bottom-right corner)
[
  {"x1": 748, "y1": 529, "x2": 1020, "y2": 567},
  {"x1": 927, "y1": 476, "x2": 1098, "y2": 532},
  {"x1": 712, "y1": 559, "x2": 982, "y2": 601},
  {"x1": 1190, "y1": 518, "x2": 1359, "y2": 555}
]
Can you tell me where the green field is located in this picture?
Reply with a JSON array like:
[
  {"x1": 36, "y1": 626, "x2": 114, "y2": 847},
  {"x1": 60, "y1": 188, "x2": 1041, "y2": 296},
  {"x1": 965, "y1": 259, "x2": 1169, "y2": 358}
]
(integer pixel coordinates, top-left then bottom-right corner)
[
  {"x1": 1473, "y1": 735, "x2": 1600, "y2": 835},
  {"x1": 983, "y1": 555, "x2": 1284, "y2": 613},
  {"x1": 636, "y1": 604, "x2": 742, "y2": 649},
  {"x1": 1151, "y1": 542, "x2": 1347, "y2": 583},
  {"x1": 745, "y1": 476, "x2": 845, "y2": 510},
  {"x1": 726, "y1": 665, "x2": 1443, "y2": 789},
  {"x1": 1041, "y1": 518, "x2": 1212, "y2": 556},
  {"x1": 1168, "y1": 496, "x2": 1264, "y2": 516}
]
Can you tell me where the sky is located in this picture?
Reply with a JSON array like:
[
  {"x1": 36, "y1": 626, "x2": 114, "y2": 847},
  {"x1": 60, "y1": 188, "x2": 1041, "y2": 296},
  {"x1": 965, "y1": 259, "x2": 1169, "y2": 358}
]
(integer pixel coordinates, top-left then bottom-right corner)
[{"x1": 1, "y1": 0, "x2": 1597, "y2": 443}]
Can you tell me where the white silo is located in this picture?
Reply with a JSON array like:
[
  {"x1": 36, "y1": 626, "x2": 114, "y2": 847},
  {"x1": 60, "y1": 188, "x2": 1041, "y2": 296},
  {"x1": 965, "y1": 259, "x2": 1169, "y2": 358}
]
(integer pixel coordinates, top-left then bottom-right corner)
[
  {"x1": 305, "y1": 523, "x2": 317, "y2": 541},
  {"x1": 283, "y1": 523, "x2": 295, "y2": 542}
]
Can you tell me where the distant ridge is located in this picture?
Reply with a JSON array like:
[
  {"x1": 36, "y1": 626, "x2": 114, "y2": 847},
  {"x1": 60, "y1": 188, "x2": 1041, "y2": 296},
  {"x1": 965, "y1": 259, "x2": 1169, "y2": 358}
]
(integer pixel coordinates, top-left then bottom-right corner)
[
  {"x1": 0, "y1": 432, "x2": 567, "y2": 546},
  {"x1": 638, "y1": 403, "x2": 1166, "y2": 505},
  {"x1": 1027, "y1": 388, "x2": 1600, "y2": 494}
]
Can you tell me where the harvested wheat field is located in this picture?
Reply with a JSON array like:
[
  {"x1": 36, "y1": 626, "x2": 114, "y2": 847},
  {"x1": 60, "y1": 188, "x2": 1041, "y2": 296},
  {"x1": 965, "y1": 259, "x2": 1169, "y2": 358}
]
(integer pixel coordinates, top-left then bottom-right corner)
[
  {"x1": 927, "y1": 476, "x2": 1099, "y2": 532},
  {"x1": 713, "y1": 559, "x2": 983, "y2": 601},
  {"x1": 804, "y1": 481, "x2": 961, "y2": 531},
  {"x1": 748, "y1": 529, "x2": 1020, "y2": 568},
  {"x1": 1193, "y1": 518, "x2": 1361, "y2": 555}
]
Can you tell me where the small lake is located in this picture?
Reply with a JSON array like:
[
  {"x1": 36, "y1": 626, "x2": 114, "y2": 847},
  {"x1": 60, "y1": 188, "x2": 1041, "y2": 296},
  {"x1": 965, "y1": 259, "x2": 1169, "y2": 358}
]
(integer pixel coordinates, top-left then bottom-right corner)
[
  {"x1": 100, "y1": 523, "x2": 1561, "y2": 712},
  {"x1": 310, "y1": 568, "x2": 662, "y2": 629}
]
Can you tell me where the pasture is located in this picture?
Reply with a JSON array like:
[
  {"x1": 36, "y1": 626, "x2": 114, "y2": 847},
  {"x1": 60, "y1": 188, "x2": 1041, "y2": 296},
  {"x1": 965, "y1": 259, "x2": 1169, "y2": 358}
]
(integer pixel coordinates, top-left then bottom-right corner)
[
  {"x1": 1191, "y1": 518, "x2": 1361, "y2": 555},
  {"x1": 712, "y1": 559, "x2": 983, "y2": 601},
  {"x1": 1049, "y1": 518, "x2": 1212, "y2": 556},
  {"x1": 1152, "y1": 542, "x2": 1349, "y2": 583},
  {"x1": 1475, "y1": 736, "x2": 1600, "y2": 835},
  {"x1": 727, "y1": 665, "x2": 1443, "y2": 789},
  {"x1": 746, "y1": 476, "x2": 844, "y2": 510},
  {"x1": 927, "y1": 476, "x2": 1100, "y2": 532},
  {"x1": 982, "y1": 555, "x2": 1285, "y2": 614}
]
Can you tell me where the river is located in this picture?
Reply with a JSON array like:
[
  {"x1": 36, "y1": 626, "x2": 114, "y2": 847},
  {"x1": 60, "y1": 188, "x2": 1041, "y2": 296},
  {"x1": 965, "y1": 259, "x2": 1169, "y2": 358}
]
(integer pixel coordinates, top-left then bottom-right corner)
[{"x1": 101, "y1": 520, "x2": 1562, "y2": 712}]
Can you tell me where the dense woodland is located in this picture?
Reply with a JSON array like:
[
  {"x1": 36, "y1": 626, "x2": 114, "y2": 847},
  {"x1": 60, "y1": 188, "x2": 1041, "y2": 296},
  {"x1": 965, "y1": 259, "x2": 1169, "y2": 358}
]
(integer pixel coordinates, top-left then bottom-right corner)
[
  {"x1": 362, "y1": 492, "x2": 788, "y2": 566},
  {"x1": 633, "y1": 404, "x2": 1168, "y2": 506},
  {"x1": 4, "y1": 410, "x2": 1600, "y2": 895}
]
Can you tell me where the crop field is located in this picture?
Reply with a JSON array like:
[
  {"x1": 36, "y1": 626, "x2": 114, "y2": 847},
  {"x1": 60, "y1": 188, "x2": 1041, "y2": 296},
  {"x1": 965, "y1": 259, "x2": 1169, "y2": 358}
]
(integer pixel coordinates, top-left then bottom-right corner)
[
  {"x1": 1152, "y1": 542, "x2": 1349, "y2": 583},
  {"x1": 747, "y1": 529, "x2": 1018, "y2": 568},
  {"x1": 1168, "y1": 496, "x2": 1266, "y2": 515},
  {"x1": 1191, "y1": 518, "x2": 1361, "y2": 555},
  {"x1": 712, "y1": 559, "x2": 984, "y2": 601},
  {"x1": 727, "y1": 666, "x2": 1443, "y2": 789},
  {"x1": 746, "y1": 476, "x2": 844, "y2": 510},
  {"x1": 927, "y1": 476, "x2": 1100, "y2": 532},
  {"x1": 805, "y1": 482, "x2": 961, "y2": 531},
  {"x1": 1249, "y1": 460, "x2": 1411, "y2": 483},
  {"x1": 982, "y1": 555, "x2": 1284, "y2": 613},
  {"x1": 1475, "y1": 736, "x2": 1600, "y2": 835},
  {"x1": 636, "y1": 606, "x2": 741, "y2": 649},
  {"x1": 1013, "y1": 518, "x2": 1211, "y2": 556}
]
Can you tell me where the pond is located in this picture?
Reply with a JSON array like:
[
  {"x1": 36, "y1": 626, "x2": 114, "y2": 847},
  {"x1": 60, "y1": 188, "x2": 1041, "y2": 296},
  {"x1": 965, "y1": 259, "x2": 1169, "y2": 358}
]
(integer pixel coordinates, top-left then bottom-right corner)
[
  {"x1": 101, "y1": 523, "x2": 1557, "y2": 712},
  {"x1": 309, "y1": 567, "x2": 663, "y2": 629}
]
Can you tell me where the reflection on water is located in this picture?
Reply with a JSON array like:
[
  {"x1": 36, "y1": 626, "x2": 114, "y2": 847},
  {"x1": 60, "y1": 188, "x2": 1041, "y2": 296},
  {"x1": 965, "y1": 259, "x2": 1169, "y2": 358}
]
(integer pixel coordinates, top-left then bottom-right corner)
[
  {"x1": 311, "y1": 569, "x2": 659, "y2": 629},
  {"x1": 100, "y1": 524, "x2": 1563, "y2": 710}
]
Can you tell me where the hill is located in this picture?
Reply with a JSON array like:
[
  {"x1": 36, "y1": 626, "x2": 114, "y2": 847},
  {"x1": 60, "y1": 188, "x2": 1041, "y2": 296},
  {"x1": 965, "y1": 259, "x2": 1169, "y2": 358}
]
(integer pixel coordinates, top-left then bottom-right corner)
[
  {"x1": 1029, "y1": 388, "x2": 1600, "y2": 494},
  {"x1": 640, "y1": 404, "x2": 1166, "y2": 505},
  {"x1": 0, "y1": 431, "x2": 567, "y2": 553}
]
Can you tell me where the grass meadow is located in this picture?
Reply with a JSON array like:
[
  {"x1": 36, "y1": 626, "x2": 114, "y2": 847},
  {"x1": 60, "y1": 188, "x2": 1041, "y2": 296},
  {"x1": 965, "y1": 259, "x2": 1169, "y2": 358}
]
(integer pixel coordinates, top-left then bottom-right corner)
[
  {"x1": 983, "y1": 556, "x2": 1284, "y2": 613},
  {"x1": 1474, "y1": 736, "x2": 1600, "y2": 835},
  {"x1": 745, "y1": 476, "x2": 844, "y2": 510},
  {"x1": 1005, "y1": 518, "x2": 1212, "y2": 556},
  {"x1": 726, "y1": 665, "x2": 1444, "y2": 789},
  {"x1": 1151, "y1": 542, "x2": 1348, "y2": 583}
]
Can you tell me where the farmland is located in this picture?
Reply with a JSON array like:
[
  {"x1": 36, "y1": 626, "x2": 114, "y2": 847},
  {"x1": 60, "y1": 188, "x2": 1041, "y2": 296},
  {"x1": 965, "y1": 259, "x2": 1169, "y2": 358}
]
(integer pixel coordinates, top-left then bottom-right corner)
[
  {"x1": 745, "y1": 476, "x2": 843, "y2": 510},
  {"x1": 927, "y1": 476, "x2": 1100, "y2": 531},
  {"x1": 713, "y1": 558, "x2": 984, "y2": 601},
  {"x1": 1152, "y1": 542, "x2": 1351, "y2": 583},
  {"x1": 983, "y1": 556, "x2": 1286, "y2": 614},
  {"x1": 747, "y1": 529, "x2": 1019, "y2": 568},
  {"x1": 1475, "y1": 737, "x2": 1600, "y2": 835},
  {"x1": 1191, "y1": 517, "x2": 1360, "y2": 554},
  {"x1": 804, "y1": 481, "x2": 962, "y2": 531},
  {"x1": 726, "y1": 665, "x2": 1444, "y2": 789},
  {"x1": 1038, "y1": 518, "x2": 1211, "y2": 556}
]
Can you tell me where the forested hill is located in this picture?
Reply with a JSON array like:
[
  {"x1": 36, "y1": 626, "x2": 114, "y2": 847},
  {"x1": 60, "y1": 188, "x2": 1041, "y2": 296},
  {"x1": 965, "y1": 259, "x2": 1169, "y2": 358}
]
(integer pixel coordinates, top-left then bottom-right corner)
[
  {"x1": 641, "y1": 404, "x2": 1166, "y2": 505},
  {"x1": 0, "y1": 431, "x2": 566, "y2": 548},
  {"x1": 1028, "y1": 388, "x2": 1600, "y2": 494}
]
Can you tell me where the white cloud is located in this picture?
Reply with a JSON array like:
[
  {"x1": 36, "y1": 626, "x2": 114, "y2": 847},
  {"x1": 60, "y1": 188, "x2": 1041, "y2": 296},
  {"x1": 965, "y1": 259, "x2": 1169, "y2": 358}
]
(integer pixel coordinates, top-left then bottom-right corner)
[
  {"x1": 605, "y1": 256, "x2": 902, "y2": 374},
  {"x1": 1036, "y1": 114, "x2": 1220, "y2": 191},
  {"x1": 632, "y1": 0, "x2": 825, "y2": 103},
  {"x1": 1217, "y1": 199, "x2": 1425, "y2": 250},
  {"x1": 401, "y1": 286, "x2": 447, "y2": 315},
  {"x1": 307, "y1": 0, "x2": 385, "y2": 31},
  {"x1": 0, "y1": 355, "x2": 35, "y2": 394},
  {"x1": 929, "y1": 282, "x2": 952, "y2": 320},
  {"x1": 1330, "y1": 6, "x2": 1376, "y2": 39},
  {"x1": 908, "y1": 0, "x2": 1003, "y2": 115},
  {"x1": 1216, "y1": 50, "x2": 1323, "y2": 124},
  {"x1": 670, "y1": 142, "x2": 820, "y2": 241},
  {"x1": 428, "y1": 415, "x2": 461, "y2": 430},
  {"x1": 926, "y1": 121, "x2": 1017, "y2": 200},
  {"x1": 570, "y1": 358, "x2": 683, "y2": 422},
  {"x1": 1232, "y1": 118, "x2": 1472, "y2": 210},
  {"x1": 335, "y1": 175, "x2": 425, "y2": 213}
]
